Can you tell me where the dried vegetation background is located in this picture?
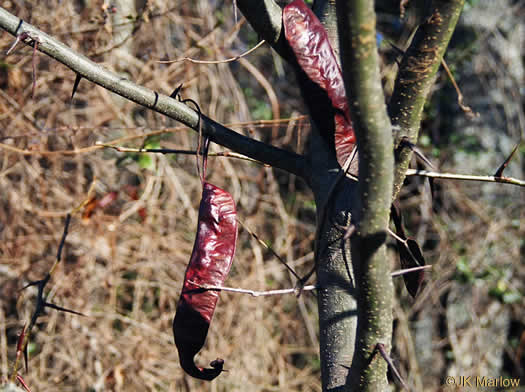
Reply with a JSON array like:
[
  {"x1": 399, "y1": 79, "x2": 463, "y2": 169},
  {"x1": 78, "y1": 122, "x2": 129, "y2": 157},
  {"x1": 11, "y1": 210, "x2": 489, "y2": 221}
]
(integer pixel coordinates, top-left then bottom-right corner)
[{"x1": 0, "y1": 0, "x2": 523, "y2": 391}]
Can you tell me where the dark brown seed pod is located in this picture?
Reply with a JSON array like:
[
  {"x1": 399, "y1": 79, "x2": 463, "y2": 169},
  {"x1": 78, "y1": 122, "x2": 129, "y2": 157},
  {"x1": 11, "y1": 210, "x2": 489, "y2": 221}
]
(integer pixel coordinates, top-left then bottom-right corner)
[{"x1": 391, "y1": 205, "x2": 426, "y2": 298}]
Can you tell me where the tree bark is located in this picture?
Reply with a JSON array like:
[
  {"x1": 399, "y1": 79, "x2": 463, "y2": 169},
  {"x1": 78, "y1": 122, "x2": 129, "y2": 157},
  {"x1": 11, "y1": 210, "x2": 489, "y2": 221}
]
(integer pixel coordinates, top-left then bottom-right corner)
[
  {"x1": 389, "y1": 0, "x2": 466, "y2": 198},
  {"x1": 236, "y1": 0, "x2": 294, "y2": 62},
  {"x1": 336, "y1": 0, "x2": 394, "y2": 390},
  {"x1": 241, "y1": 1, "x2": 393, "y2": 390},
  {"x1": 295, "y1": 1, "x2": 361, "y2": 389},
  {"x1": 308, "y1": 127, "x2": 359, "y2": 391}
]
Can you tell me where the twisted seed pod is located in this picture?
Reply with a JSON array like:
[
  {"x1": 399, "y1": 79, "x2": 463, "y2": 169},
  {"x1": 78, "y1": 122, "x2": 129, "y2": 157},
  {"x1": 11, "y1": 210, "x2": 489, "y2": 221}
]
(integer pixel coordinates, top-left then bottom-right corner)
[
  {"x1": 173, "y1": 182, "x2": 238, "y2": 380},
  {"x1": 283, "y1": 0, "x2": 356, "y2": 166}
]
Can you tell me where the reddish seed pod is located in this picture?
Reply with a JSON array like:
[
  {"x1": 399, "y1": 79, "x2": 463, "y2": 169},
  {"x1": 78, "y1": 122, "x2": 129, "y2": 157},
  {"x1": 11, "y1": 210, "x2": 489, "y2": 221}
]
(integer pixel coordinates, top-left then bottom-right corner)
[
  {"x1": 283, "y1": 0, "x2": 356, "y2": 166},
  {"x1": 173, "y1": 182, "x2": 237, "y2": 380}
]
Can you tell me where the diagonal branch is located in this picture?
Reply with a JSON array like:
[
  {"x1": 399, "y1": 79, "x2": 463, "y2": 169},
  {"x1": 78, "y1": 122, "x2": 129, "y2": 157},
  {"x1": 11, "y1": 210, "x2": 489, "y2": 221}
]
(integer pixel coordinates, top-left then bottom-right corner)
[
  {"x1": 388, "y1": 0, "x2": 466, "y2": 199},
  {"x1": 0, "y1": 7, "x2": 307, "y2": 179}
]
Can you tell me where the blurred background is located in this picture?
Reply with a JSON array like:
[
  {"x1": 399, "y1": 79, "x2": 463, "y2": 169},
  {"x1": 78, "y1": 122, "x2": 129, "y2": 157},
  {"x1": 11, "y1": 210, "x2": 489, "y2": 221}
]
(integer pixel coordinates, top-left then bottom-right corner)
[{"x1": 0, "y1": 0, "x2": 523, "y2": 390}]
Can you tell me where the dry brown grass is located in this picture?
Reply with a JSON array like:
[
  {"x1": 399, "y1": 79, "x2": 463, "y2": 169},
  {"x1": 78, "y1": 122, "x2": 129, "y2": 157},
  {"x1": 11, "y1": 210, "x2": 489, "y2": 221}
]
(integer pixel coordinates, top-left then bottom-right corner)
[
  {"x1": 1, "y1": 1, "x2": 318, "y2": 391},
  {"x1": 1, "y1": 1, "x2": 523, "y2": 391}
]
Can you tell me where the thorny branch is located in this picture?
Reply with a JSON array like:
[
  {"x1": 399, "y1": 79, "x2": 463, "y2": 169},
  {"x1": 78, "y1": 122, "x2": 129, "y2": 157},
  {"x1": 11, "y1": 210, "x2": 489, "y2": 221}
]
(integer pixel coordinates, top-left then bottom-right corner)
[
  {"x1": 388, "y1": 0, "x2": 466, "y2": 198},
  {"x1": 406, "y1": 169, "x2": 525, "y2": 187},
  {"x1": 0, "y1": 7, "x2": 307, "y2": 179},
  {"x1": 11, "y1": 213, "x2": 84, "y2": 387},
  {"x1": 191, "y1": 265, "x2": 431, "y2": 297}
]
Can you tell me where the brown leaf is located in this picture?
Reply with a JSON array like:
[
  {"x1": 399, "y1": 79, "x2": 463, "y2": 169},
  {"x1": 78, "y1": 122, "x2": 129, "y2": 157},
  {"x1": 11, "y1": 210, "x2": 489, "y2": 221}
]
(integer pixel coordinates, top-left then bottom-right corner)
[
  {"x1": 391, "y1": 204, "x2": 426, "y2": 297},
  {"x1": 396, "y1": 238, "x2": 426, "y2": 298}
]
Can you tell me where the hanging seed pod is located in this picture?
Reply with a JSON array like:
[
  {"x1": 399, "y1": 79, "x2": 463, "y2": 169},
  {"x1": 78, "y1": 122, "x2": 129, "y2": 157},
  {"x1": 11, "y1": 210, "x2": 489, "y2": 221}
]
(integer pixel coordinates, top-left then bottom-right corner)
[
  {"x1": 172, "y1": 88, "x2": 238, "y2": 380},
  {"x1": 283, "y1": 0, "x2": 356, "y2": 166},
  {"x1": 173, "y1": 181, "x2": 238, "y2": 380}
]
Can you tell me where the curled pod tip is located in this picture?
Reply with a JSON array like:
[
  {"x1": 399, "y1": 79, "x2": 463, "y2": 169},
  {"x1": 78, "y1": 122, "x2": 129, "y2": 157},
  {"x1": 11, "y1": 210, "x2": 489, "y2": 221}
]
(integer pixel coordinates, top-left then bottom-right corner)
[{"x1": 174, "y1": 182, "x2": 237, "y2": 380}]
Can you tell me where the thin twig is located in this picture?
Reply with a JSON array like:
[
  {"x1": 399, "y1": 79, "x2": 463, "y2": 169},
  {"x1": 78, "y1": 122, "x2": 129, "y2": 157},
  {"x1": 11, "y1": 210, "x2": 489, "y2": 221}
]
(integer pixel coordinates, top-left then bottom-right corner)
[
  {"x1": 233, "y1": 0, "x2": 238, "y2": 25},
  {"x1": 6, "y1": 32, "x2": 29, "y2": 55},
  {"x1": 0, "y1": 116, "x2": 307, "y2": 140},
  {"x1": 441, "y1": 57, "x2": 478, "y2": 119},
  {"x1": 406, "y1": 169, "x2": 525, "y2": 187},
  {"x1": 191, "y1": 282, "x2": 317, "y2": 297},
  {"x1": 0, "y1": 116, "x2": 308, "y2": 150},
  {"x1": 157, "y1": 40, "x2": 265, "y2": 64},
  {"x1": 15, "y1": 324, "x2": 27, "y2": 372},
  {"x1": 16, "y1": 374, "x2": 32, "y2": 392},
  {"x1": 56, "y1": 6, "x2": 179, "y2": 36},
  {"x1": 95, "y1": 143, "x2": 266, "y2": 165},
  {"x1": 237, "y1": 220, "x2": 301, "y2": 281},
  {"x1": 376, "y1": 343, "x2": 410, "y2": 391},
  {"x1": 31, "y1": 40, "x2": 39, "y2": 98},
  {"x1": 391, "y1": 265, "x2": 432, "y2": 277},
  {"x1": 0, "y1": 89, "x2": 40, "y2": 132},
  {"x1": 212, "y1": 151, "x2": 267, "y2": 165},
  {"x1": 0, "y1": 8, "x2": 307, "y2": 178},
  {"x1": 192, "y1": 265, "x2": 432, "y2": 297},
  {"x1": 387, "y1": 227, "x2": 405, "y2": 243},
  {"x1": 0, "y1": 120, "x2": 308, "y2": 157}
]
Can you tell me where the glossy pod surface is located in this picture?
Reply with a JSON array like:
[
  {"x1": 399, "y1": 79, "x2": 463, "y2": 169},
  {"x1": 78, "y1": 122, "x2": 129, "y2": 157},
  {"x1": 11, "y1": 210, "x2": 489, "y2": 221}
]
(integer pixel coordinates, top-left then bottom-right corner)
[
  {"x1": 173, "y1": 182, "x2": 237, "y2": 380},
  {"x1": 283, "y1": 0, "x2": 356, "y2": 166}
]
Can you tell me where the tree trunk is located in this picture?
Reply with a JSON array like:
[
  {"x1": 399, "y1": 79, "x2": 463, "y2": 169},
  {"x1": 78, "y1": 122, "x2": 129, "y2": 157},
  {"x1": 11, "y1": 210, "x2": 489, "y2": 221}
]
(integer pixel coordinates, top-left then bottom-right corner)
[
  {"x1": 306, "y1": 1, "x2": 394, "y2": 390},
  {"x1": 308, "y1": 127, "x2": 360, "y2": 391},
  {"x1": 0, "y1": 1, "x2": 464, "y2": 390}
]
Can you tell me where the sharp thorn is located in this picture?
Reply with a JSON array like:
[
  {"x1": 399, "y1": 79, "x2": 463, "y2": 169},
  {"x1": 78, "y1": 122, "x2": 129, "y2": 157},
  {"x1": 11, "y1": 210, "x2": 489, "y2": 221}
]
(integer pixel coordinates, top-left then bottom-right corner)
[
  {"x1": 6, "y1": 32, "x2": 29, "y2": 56},
  {"x1": 20, "y1": 280, "x2": 43, "y2": 291},
  {"x1": 70, "y1": 74, "x2": 82, "y2": 103},
  {"x1": 400, "y1": 137, "x2": 434, "y2": 169},
  {"x1": 170, "y1": 83, "x2": 183, "y2": 99},
  {"x1": 494, "y1": 142, "x2": 520, "y2": 178},
  {"x1": 44, "y1": 302, "x2": 85, "y2": 317}
]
